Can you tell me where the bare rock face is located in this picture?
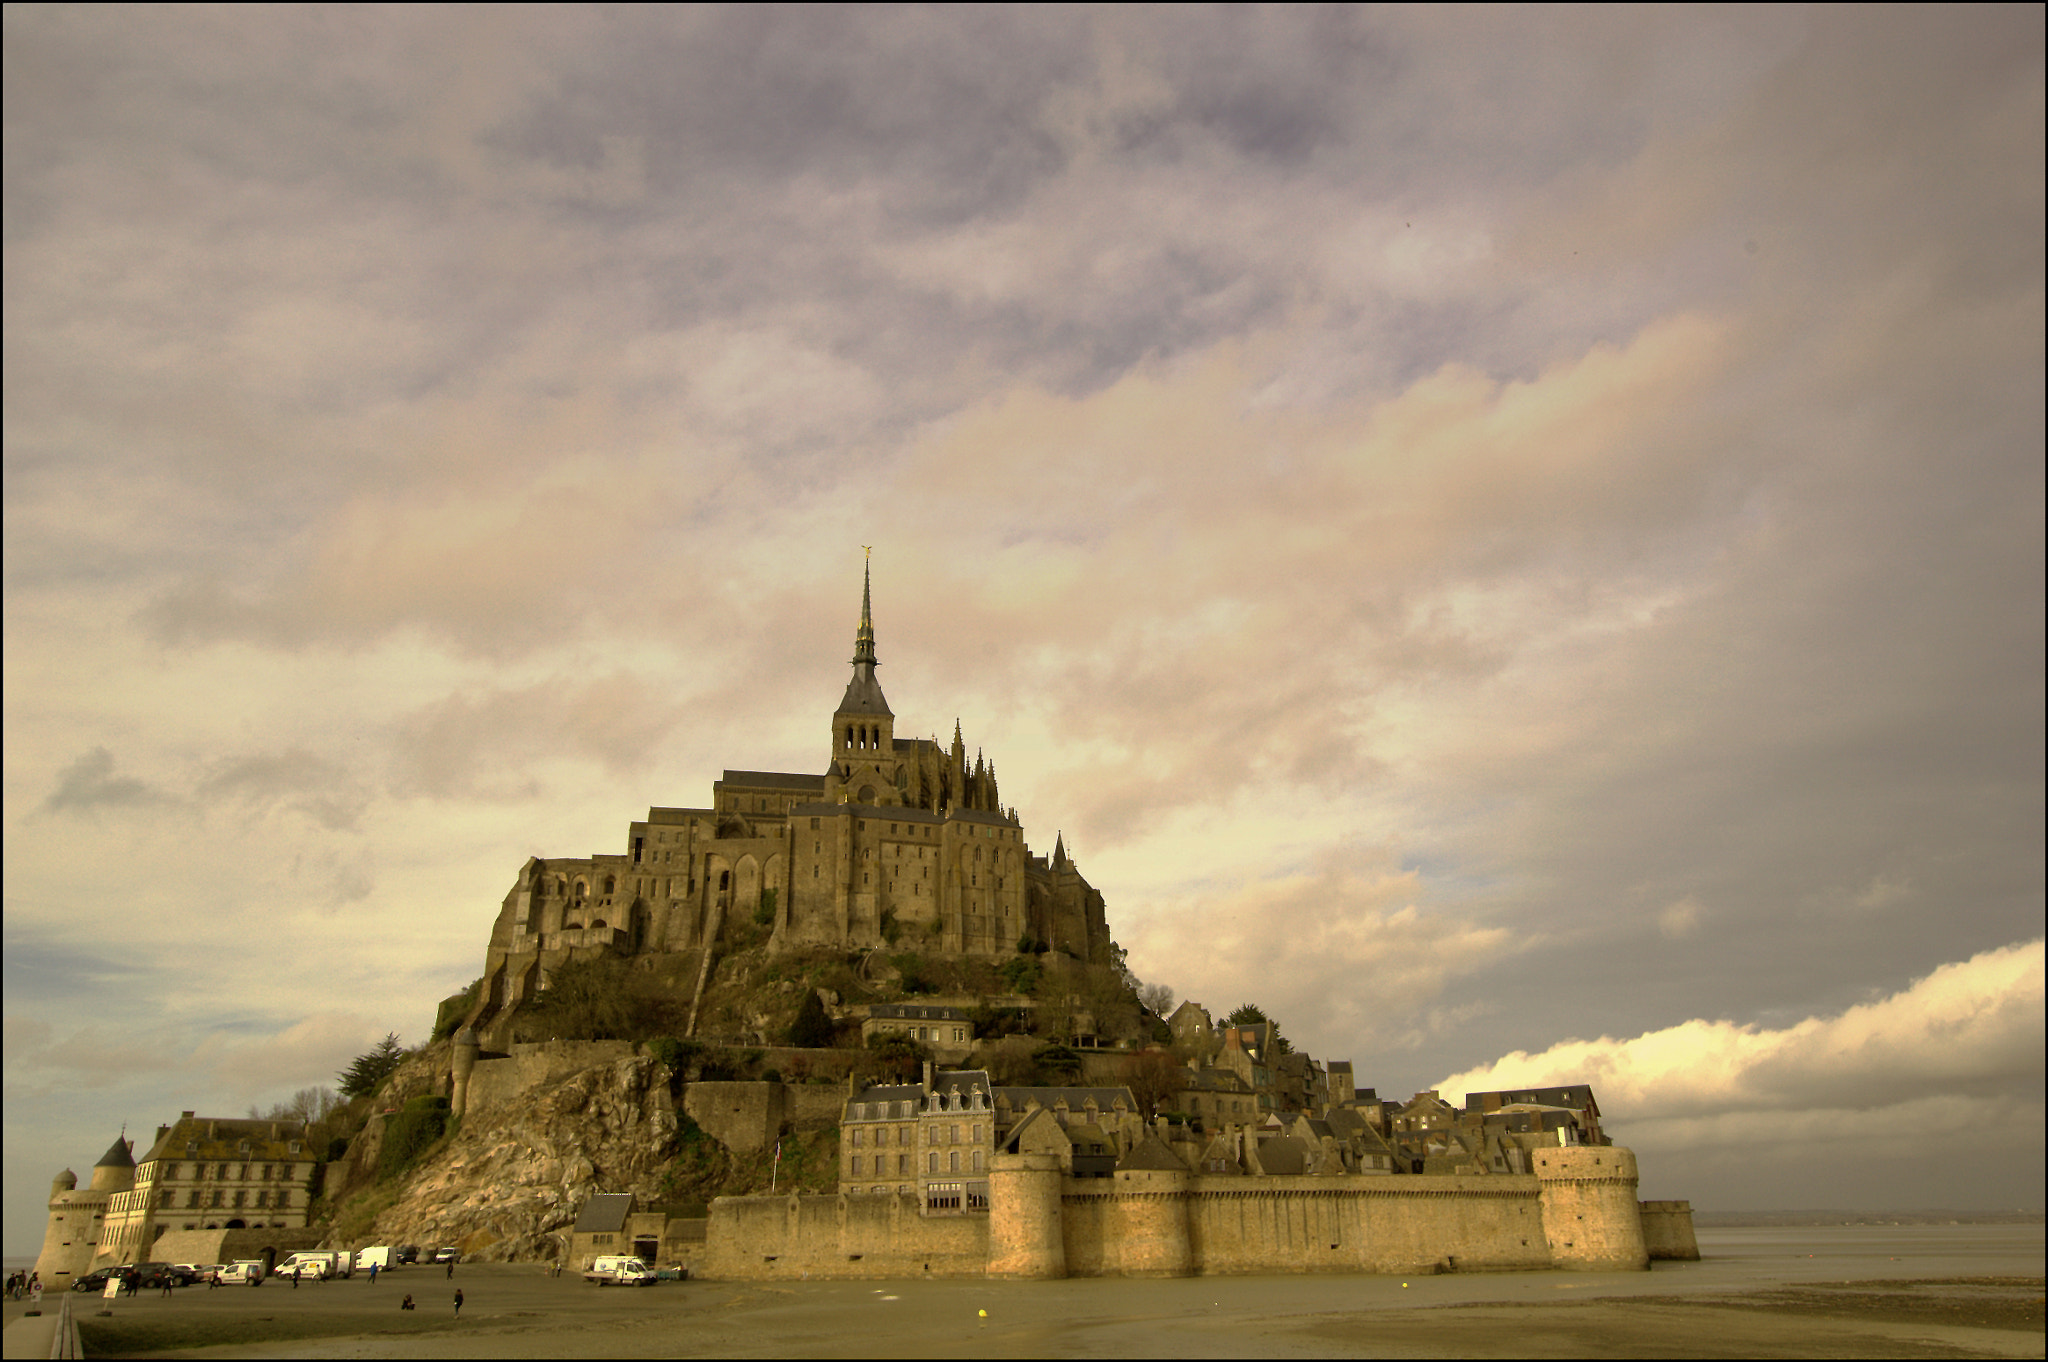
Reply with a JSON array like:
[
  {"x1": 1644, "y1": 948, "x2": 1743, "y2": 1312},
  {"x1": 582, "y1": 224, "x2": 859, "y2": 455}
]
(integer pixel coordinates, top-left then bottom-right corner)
[{"x1": 362, "y1": 1055, "x2": 677, "y2": 1261}]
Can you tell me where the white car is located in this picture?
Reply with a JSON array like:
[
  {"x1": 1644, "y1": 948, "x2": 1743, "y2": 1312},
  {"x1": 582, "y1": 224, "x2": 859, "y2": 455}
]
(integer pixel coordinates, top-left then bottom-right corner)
[{"x1": 220, "y1": 1261, "x2": 265, "y2": 1286}]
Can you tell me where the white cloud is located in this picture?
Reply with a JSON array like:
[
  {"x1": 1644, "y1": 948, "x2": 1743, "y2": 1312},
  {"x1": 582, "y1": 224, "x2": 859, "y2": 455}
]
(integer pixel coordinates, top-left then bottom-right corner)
[{"x1": 1434, "y1": 938, "x2": 2045, "y2": 1121}]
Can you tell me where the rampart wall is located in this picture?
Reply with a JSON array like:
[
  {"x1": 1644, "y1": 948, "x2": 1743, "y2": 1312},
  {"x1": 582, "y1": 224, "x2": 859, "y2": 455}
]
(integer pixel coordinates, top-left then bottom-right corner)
[
  {"x1": 1640, "y1": 1200, "x2": 1701, "y2": 1261},
  {"x1": 1172, "y1": 1176, "x2": 1553, "y2": 1276},
  {"x1": 698, "y1": 1194, "x2": 989, "y2": 1279},
  {"x1": 698, "y1": 1154, "x2": 1664, "y2": 1281}
]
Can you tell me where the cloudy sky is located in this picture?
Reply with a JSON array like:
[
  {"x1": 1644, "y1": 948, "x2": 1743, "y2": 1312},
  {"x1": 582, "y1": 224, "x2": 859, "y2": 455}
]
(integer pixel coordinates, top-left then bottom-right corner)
[{"x1": 5, "y1": 6, "x2": 2041, "y2": 1252}]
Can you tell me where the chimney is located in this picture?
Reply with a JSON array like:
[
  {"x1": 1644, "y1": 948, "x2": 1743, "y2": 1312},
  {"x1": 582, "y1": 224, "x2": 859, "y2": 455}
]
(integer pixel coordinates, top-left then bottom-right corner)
[{"x1": 922, "y1": 1060, "x2": 934, "y2": 1093}]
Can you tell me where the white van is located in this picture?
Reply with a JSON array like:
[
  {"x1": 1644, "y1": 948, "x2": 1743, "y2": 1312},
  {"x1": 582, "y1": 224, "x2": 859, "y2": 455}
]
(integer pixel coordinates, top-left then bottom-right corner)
[
  {"x1": 275, "y1": 1250, "x2": 352, "y2": 1280},
  {"x1": 353, "y1": 1246, "x2": 392, "y2": 1272},
  {"x1": 220, "y1": 1261, "x2": 265, "y2": 1286},
  {"x1": 583, "y1": 1254, "x2": 657, "y2": 1286}
]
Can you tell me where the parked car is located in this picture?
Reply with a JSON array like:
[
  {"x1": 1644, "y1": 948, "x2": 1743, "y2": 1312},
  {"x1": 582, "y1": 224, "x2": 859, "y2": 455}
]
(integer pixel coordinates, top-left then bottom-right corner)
[
  {"x1": 219, "y1": 1261, "x2": 264, "y2": 1286},
  {"x1": 70, "y1": 1268, "x2": 124, "y2": 1293},
  {"x1": 132, "y1": 1262, "x2": 192, "y2": 1289},
  {"x1": 395, "y1": 1244, "x2": 422, "y2": 1265},
  {"x1": 432, "y1": 1247, "x2": 460, "y2": 1264}
]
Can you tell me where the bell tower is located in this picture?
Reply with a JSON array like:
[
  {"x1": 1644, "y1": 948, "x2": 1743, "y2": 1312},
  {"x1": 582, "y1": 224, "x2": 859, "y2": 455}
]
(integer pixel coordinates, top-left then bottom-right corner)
[{"x1": 829, "y1": 549, "x2": 897, "y2": 805}]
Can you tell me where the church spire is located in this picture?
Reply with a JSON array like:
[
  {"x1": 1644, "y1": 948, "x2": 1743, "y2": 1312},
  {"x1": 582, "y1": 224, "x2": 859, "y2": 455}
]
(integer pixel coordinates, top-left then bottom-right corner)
[
  {"x1": 835, "y1": 548, "x2": 891, "y2": 718},
  {"x1": 852, "y1": 546, "x2": 877, "y2": 669}
]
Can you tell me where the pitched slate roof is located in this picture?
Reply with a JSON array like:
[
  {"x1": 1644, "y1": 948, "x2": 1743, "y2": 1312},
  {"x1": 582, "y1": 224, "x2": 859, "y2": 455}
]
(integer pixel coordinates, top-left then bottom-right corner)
[
  {"x1": 1115, "y1": 1129, "x2": 1187, "y2": 1172},
  {"x1": 866, "y1": 1003, "x2": 971, "y2": 1022},
  {"x1": 572, "y1": 1193, "x2": 633, "y2": 1234},
  {"x1": 718, "y1": 771, "x2": 828, "y2": 791}
]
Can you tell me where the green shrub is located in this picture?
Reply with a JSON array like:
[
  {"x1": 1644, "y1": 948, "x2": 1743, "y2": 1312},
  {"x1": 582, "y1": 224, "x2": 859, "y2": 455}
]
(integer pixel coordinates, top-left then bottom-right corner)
[
  {"x1": 376, "y1": 1097, "x2": 451, "y2": 1182},
  {"x1": 786, "y1": 990, "x2": 836, "y2": 1049},
  {"x1": 754, "y1": 888, "x2": 778, "y2": 927},
  {"x1": 890, "y1": 952, "x2": 935, "y2": 994},
  {"x1": 647, "y1": 1037, "x2": 703, "y2": 1075}
]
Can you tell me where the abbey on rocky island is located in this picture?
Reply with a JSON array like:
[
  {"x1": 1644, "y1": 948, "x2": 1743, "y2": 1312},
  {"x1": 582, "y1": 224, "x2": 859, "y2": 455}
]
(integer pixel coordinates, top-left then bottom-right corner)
[{"x1": 464, "y1": 558, "x2": 1110, "y2": 1048}]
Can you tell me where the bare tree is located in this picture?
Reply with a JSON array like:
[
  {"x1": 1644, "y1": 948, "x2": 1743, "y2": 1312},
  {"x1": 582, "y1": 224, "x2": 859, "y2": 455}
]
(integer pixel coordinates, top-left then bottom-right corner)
[{"x1": 1138, "y1": 982, "x2": 1175, "y2": 1018}]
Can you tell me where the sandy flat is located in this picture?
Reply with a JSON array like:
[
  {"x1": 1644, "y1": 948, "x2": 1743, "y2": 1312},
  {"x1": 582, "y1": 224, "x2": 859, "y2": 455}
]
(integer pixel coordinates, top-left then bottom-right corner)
[{"x1": 30, "y1": 1265, "x2": 2043, "y2": 1360}]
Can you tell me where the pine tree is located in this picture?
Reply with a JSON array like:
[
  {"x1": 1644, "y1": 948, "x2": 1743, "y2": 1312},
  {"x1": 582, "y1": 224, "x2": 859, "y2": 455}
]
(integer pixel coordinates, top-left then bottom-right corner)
[{"x1": 336, "y1": 1033, "x2": 407, "y2": 1098}]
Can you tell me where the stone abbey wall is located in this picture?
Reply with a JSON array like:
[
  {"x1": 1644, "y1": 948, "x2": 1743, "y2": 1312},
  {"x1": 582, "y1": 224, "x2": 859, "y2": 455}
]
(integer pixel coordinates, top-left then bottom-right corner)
[{"x1": 698, "y1": 1147, "x2": 1668, "y2": 1281}]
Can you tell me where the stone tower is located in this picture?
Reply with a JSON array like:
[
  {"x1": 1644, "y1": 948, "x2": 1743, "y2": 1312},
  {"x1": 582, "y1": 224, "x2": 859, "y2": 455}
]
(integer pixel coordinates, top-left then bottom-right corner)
[
  {"x1": 35, "y1": 1134, "x2": 133, "y2": 1288},
  {"x1": 826, "y1": 551, "x2": 897, "y2": 807}
]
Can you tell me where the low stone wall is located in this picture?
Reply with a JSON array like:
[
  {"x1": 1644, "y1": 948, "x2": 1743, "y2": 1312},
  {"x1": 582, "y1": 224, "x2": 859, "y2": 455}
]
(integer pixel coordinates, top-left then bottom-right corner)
[
  {"x1": 149, "y1": 1226, "x2": 324, "y2": 1269},
  {"x1": 697, "y1": 1193, "x2": 988, "y2": 1279},
  {"x1": 464, "y1": 1041, "x2": 639, "y2": 1113},
  {"x1": 787, "y1": 1083, "x2": 849, "y2": 1129},
  {"x1": 1640, "y1": 1200, "x2": 1701, "y2": 1260},
  {"x1": 683, "y1": 1082, "x2": 786, "y2": 1154}
]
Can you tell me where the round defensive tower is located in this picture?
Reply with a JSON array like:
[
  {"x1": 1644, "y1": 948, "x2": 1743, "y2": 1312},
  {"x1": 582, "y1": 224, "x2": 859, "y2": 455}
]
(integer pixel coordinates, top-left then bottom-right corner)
[
  {"x1": 1533, "y1": 1145, "x2": 1649, "y2": 1271},
  {"x1": 1110, "y1": 1166, "x2": 1192, "y2": 1276},
  {"x1": 987, "y1": 1152, "x2": 1066, "y2": 1279}
]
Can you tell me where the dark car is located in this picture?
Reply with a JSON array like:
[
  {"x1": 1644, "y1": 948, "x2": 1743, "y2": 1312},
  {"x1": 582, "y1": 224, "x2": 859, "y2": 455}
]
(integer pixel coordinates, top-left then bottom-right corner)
[
  {"x1": 395, "y1": 1245, "x2": 422, "y2": 1265},
  {"x1": 71, "y1": 1268, "x2": 127, "y2": 1293},
  {"x1": 132, "y1": 1263, "x2": 193, "y2": 1289}
]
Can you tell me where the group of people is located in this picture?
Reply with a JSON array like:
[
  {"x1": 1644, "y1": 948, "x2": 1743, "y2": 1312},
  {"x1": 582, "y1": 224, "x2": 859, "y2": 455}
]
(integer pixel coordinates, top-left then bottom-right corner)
[{"x1": 6, "y1": 1271, "x2": 43, "y2": 1302}]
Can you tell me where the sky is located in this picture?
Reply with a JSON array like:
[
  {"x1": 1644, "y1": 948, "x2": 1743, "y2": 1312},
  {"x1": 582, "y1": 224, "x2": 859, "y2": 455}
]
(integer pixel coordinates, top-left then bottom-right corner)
[{"x1": 5, "y1": 5, "x2": 2041, "y2": 1254}]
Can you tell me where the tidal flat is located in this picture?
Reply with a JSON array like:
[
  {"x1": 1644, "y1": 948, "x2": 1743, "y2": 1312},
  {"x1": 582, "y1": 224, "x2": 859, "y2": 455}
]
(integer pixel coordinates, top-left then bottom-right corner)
[{"x1": 21, "y1": 1224, "x2": 2043, "y2": 1359}]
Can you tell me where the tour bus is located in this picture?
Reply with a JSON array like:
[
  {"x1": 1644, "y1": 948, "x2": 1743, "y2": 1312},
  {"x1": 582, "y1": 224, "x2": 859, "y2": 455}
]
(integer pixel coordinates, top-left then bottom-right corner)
[{"x1": 583, "y1": 1255, "x2": 658, "y2": 1286}]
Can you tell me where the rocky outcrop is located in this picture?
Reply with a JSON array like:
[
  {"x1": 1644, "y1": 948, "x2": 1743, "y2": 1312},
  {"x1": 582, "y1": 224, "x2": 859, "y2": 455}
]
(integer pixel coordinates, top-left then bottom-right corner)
[{"x1": 351, "y1": 1053, "x2": 678, "y2": 1261}]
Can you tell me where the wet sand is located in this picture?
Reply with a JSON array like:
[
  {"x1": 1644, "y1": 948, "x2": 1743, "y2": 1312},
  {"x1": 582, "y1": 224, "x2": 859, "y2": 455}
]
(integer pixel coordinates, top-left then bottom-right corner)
[{"x1": 20, "y1": 1226, "x2": 2044, "y2": 1359}]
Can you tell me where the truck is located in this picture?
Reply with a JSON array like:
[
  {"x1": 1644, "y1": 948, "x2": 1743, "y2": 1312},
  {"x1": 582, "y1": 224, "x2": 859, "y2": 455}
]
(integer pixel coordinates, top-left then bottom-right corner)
[
  {"x1": 583, "y1": 1254, "x2": 658, "y2": 1286},
  {"x1": 353, "y1": 1246, "x2": 393, "y2": 1272}
]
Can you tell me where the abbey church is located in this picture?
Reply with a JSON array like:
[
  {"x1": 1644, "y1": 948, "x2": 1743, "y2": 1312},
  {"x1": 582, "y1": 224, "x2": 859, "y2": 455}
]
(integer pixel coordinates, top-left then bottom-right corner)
[{"x1": 464, "y1": 562, "x2": 1111, "y2": 1047}]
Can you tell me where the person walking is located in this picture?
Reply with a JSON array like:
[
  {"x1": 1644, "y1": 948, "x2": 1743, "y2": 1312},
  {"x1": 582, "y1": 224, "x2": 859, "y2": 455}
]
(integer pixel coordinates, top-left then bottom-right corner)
[
  {"x1": 453, "y1": 1288, "x2": 463, "y2": 1320},
  {"x1": 368, "y1": 1261, "x2": 378, "y2": 1285},
  {"x1": 445, "y1": 1259, "x2": 455, "y2": 1280}
]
